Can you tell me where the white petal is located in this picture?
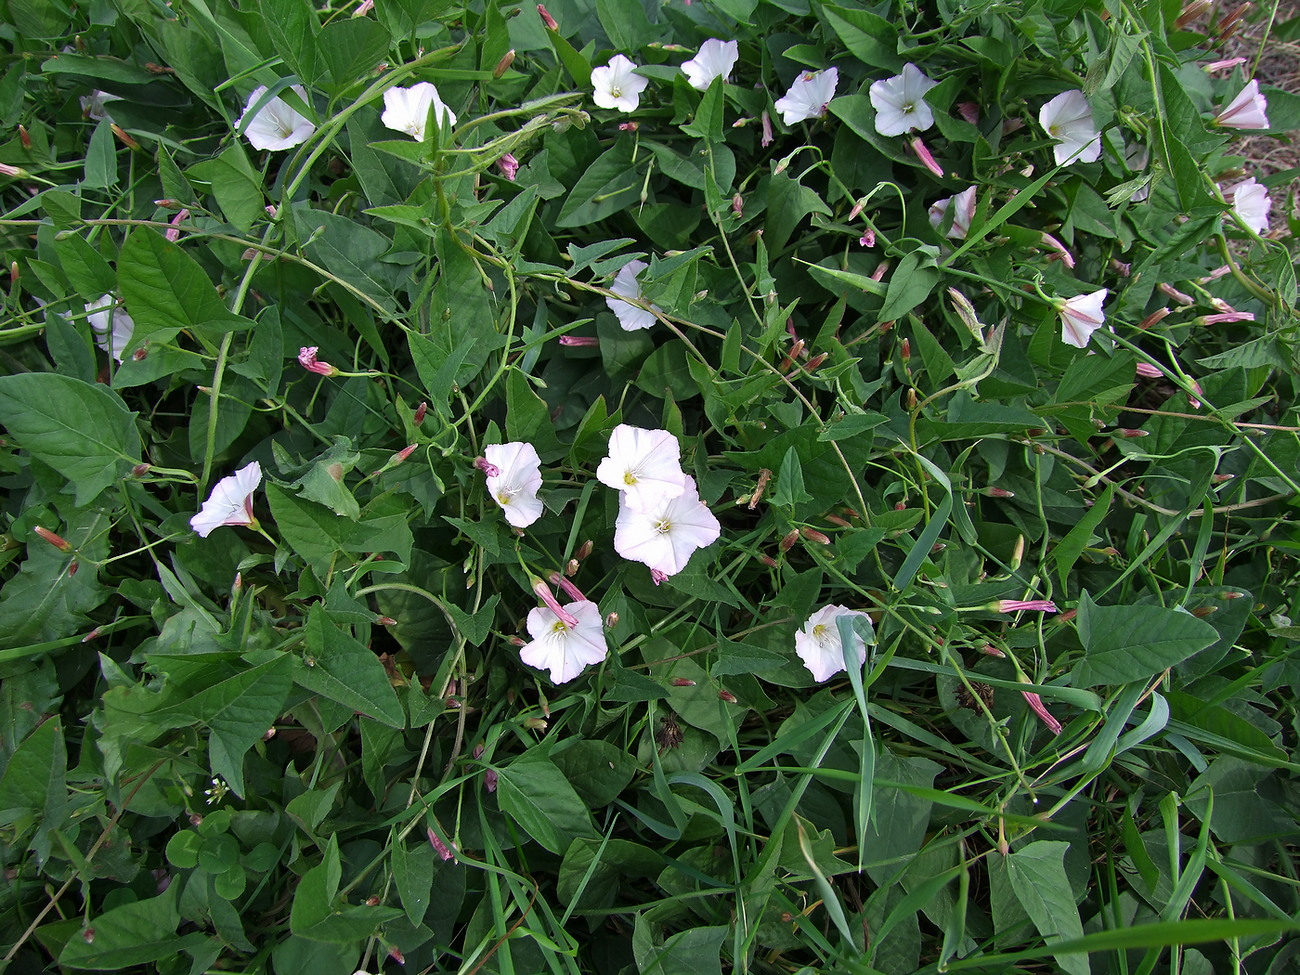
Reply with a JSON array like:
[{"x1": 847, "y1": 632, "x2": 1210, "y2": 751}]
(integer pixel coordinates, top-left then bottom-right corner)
[
  {"x1": 86, "y1": 294, "x2": 135, "y2": 362},
  {"x1": 191, "y1": 461, "x2": 262, "y2": 537},
  {"x1": 613, "y1": 476, "x2": 719, "y2": 577},
  {"x1": 239, "y1": 85, "x2": 315, "y2": 151},
  {"x1": 1058, "y1": 289, "x2": 1108, "y2": 349},
  {"x1": 869, "y1": 63, "x2": 937, "y2": 136},
  {"x1": 520, "y1": 601, "x2": 607, "y2": 683},
  {"x1": 774, "y1": 68, "x2": 838, "y2": 125},
  {"x1": 605, "y1": 260, "x2": 660, "y2": 331},
  {"x1": 1232, "y1": 178, "x2": 1270, "y2": 234},
  {"x1": 484, "y1": 441, "x2": 544, "y2": 528},
  {"x1": 795, "y1": 604, "x2": 870, "y2": 682},
  {"x1": 596, "y1": 424, "x2": 688, "y2": 509},
  {"x1": 1039, "y1": 90, "x2": 1101, "y2": 166},
  {"x1": 682, "y1": 39, "x2": 739, "y2": 91},
  {"x1": 592, "y1": 55, "x2": 647, "y2": 113},
  {"x1": 382, "y1": 83, "x2": 456, "y2": 141}
]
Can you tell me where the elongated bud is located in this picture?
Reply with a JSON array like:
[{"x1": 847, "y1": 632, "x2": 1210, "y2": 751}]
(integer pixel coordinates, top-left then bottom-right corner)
[
  {"x1": 1009, "y1": 534, "x2": 1025, "y2": 571},
  {"x1": 548, "y1": 571, "x2": 586, "y2": 603},
  {"x1": 800, "y1": 527, "x2": 831, "y2": 545},
  {"x1": 993, "y1": 598, "x2": 1057, "y2": 613},
  {"x1": 804, "y1": 352, "x2": 827, "y2": 373},
  {"x1": 576, "y1": 539, "x2": 593, "y2": 560},
  {"x1": 1138, "y1": 307, "x2": 1171, "y2": 330},
  {"x1": 375, "y1": 616, "x2": 398, "y2": 626},
  {"x1": 848, "y1": 196, "x2": 869, "y2": 220},
  {"x1": 494, "y1": 49, "x2": 516, "y2": 78},
  {"x1": 82, "y1": 626, "x2": 103, "y2": 643},
  {"x1": 670, "y1": 677, "x2": 695, "y2": 686},
  {"x1": 1191, "y1": 605, "x2": 1217, "y2": 617},
  {"x1": 522, "y1": 716, "x2": 548, "y2": 731},
  {"x1": 1158, "y1": 282, "x2": 1194, "y2": 305},
  {"x1": 760, "y1": 111, "x2": 773, "y2": 147},
  {"x1": 905, "y1": 388, "x2": 917, "y2": 410},
  {"x1": 165, "y1": 208, "x2": 189, "y2": 243},
  {"x1": 68, "y1": 560, "x2": 79, "y2": 576},
  {"x1": 779, "y1": 529, "x2": 800, "y2": 552},
  {"x1": 748, "y1": 468, "x2": 772, "y2": 510},
  {"x1": 1040, "y1": 232, "x2": 1075, "y2": 269},
  {"x1": 1020, "y1": 687, "x2": 1063, "y2": 735},
  {"x1": 537, "y1": 3, "x2": 558, "y2": 30},
  {"x1": 719, "y1": 689, "x2": 738, "y2": 704},
  {"x1": 495, "y1": 152, "x2": 519, "y2": 181},
  {"x1": 978, "y1": 643, "x2": 1006, "y2": 657},
  {"x1": 1114, "y1": 428, "x2": 1148, "y2": 438},
  {"x1": 413, "y1": 401, "x2": 428, "y2": 425},
  {"x1": 111, "y1": 124, "x2": 139, "y2": 149},
  {"x1": 559, "y1": 334, "x2": 597, "y2": 346},
  {"x1": 983, "y1": 486, "x2": 1015, "y2": 498},
  {"x1": 1175, "y1": 0, "x2": 1211, "y2": 28},
  {"x1": 731, "y1": 193, "x2": 743, "y2": 217},
  {"x1": 531, "y1": 578, "x2": 579, "y2": 627},
  {"x1": 605, "y1": 612, "x2": 619, "y2": 628},
  {"x1": 900, "y1": 338, "x2": 911, "y2": 362},
  {"x1": 33, "y1": 525, "x2": 73, "y2": 552},
  {"x1": 9, "y1": 261, "x2": 17, "y2": 286},
  {"x1": 18, "y1": 125, "x2": 30, "y2": 149},
  {"x1": 389, "y1": 947, "x2": 405, "y2": 964},
  {"x1": 565, "y1": 558, "x2": 579, "y2": 576},
  {"x1": 0, "y1": 162, "x2": 29, "y2": 178},
  {"x1": 427, "y1": 828, "x2": 455, "y2": 860},
  {"x1": 909, "y1": 137, "x2": 944, "y2": 177},
  {"x1": 758, "y1": 553, "x2": 778, "y2": 567},
  {"x1": 474, "y1": 456, "x2": 500, "y2": 477},
  {"x1": 297, "y1": 346, "x2": 339, "y2": 377}
]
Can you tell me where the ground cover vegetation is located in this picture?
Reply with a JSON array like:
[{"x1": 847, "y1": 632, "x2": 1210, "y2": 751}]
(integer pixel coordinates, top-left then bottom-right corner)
[{"x1": 1, "y1": 0, "x2": 1299, "y2": 972}]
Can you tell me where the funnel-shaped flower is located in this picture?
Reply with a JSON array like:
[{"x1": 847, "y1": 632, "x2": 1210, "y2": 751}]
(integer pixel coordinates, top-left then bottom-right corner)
[
  {"x1": 869, "y1": 63, "x2": 938, "y2": 136},
  {"x1": 605, "y1": 259, "x2": 661, "y2": 331},
  {"x1": 681, "y1": 39, "x2": 738, "y2": 91},
  {"x1": 597, "y1": 424, "x2": 689, "y2": 511},
  {"x1": 1215, "y1": 79, "x2": 1269, "y2": 129},
  {"x1": 382, "y1": 82, "x2": 457, "y2": 141},
  {"x1": 238, "y1": 85, "x2": 315, "y2": 151},
  {"x1": 774, "y1": 68, "x2": 838, "y2": 125},
  {"x1": 519, "y1": 599, "x2": 608, "y2": 683},
  {"x1": 1057, "y1": 290, "x2": 1108, "y2": 349},
  {"x1": 1039, "y1": 90, "x2": 1101, "y2": 165},
  {"x1": 86, "y1": 294, "x2": 135, "y2": 363},
  {"x1": 928, "y1": 187, "x2": 976, "y2": 239},
  {"x1": 1231, "y1": 177, "x2": 1270, "y2": 234},
  {"x1": 191, "y1": 462, "x2": 262, "y2": 537},
  {"x1": 614, "y1": 475, "x2": 720, "y2": 578},
  {"x1": 592, "y1": 55, "x2": 648, "y2": 112},
  {"x1": 483, "y1": 441, "x2": 544, "y2": 527},
  {"x1": 795, "y1": 604, "x2": 872, "y2": 682}
]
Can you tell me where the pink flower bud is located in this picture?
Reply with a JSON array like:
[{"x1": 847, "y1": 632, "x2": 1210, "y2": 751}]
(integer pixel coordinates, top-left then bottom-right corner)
[
  {"x1": 165, "y1": 208, "x2": 190, "y2": 243},
  {"x1": 978, "y1": 643, "x2": 1006, "y2": 657},
  {"x1": 719, "y1": 689, "x2": 737, "y2": 704},
  {"x1": 670, "y1": 677, "x2": 696, "y2": 686},
  {"x1": 576, "y1": 539, "x2": 593, "y2": 560},
  {"x1": 531, "y1": 577, "x2": 579, "y2": 627},
  {"x1": 389, "y1": 444, "x2": 417, "y2": 465},
  {"x1": 496, "y1": 152, "x2": 519, "y2": 181},
  {"x1": 559, "y1": 335, "x2": 598, "y2": 346},
  {"x1": 548, "y1": 571, "x2": 586, "y2": 603},
  {"x1": 1158, "y1": 282, "x2": 1194, "y2": 305},
  {"x1": 1040, "y1": 232, "x2": 1076, "y2": 269},
  {"x1": 1200, "y1": 311, "x2": 1255, "y2": 324},
  {"x1": 804, "y1": 352, "x2": 827, "y2": 373},
  {"x1": 81, "y1": 626, "x2": 102, "y2": 643},
  {"x1": 800, "y1": 527, "x2": 831, "y2": 545},
  {"x1": 375, "y1": 616, "x2": 398, "y2": 625},
  {"x1": 982, "y1": 486, "x2": 1015, "y2": 498},
  {"x1": 484, "y1": 768, "x2": 498, "y2": 792},
  {"x1": 537, "y1": 3, "x2": 558, "y2": 29},
  {"x1": 0, "y1": 162, "x2": 29, "y2": 178},
  {"x1": 1110, "y1": 259, "x2": 1131, "y2": 277},
  {"x1": 909, "y1": 137, "x2": 944, "y2": 178},
  {"x1": 1021, "y1": 690, "x2": 1063, "y2": 735},
  {"x1": 1204, "y1": 57, "x2": 1247, "y2": 72},
  {"x1": 994, "y1": 599, "x2": 1058, "y2": 613},
  {"x1": 389, "y1": 947, "x2": 405, "y2": 964},
  {"x1": 731, "y1": 194, "x2": 743, "y2": 217},
  {"x1": 494, "y1": 49, "x2": 516, "y2": 78},
  {"x1": 1138, "y1": 307, "x2": 1171, "y2": 330},
  {"x1": 650, "y1": 568, "x2": 669, "y2": 586},
  {"x1": 565, "y1": 558, "x2": 580, "y2": 576},
  {"x1": 473, "y1": 456, "x2": 501, "y2": 477},
  {"x1": 33, "y1": 525, "x2": 73, "y2": 552},
  {"x1": 1114, "y1": 428, "x2": 1148, "y2": 438},
  {"x1": 779, "y1": 529, "x2": 800, "y2": 552},
  {"x1": 957, "y1": 101, "x2": 979, "y2": 124},
  {"x1": 427, "y1": 828, "x2": 455, "y2": 861},
  {"x1": 297, "y1": 346, "x2": 339, "y2": 377},
  {"x1": 760, "y1": 111, "x2": 774, "y2": 147},
  {"x1": 413, "y1": 401, "x2": 428, "y2": 424}
]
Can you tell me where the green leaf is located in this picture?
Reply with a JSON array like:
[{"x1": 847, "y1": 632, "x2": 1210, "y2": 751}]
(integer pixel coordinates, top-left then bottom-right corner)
[
  {"x1": 319, "y1": 18, "x2": 390, "y2": 90},
  {"x1": 82, "y1": 118, "x2": 118, "y2": 189},
  {"x1": 1052, "y1": 484, "x2": 1114, "y2": 589},
  {"x1": 0, "y1": 717, "x2": 67, "y2": 847},
  {"x1": 392, "y1": 838, "x2": 435, "y2": 926},
  {"x1": 59, "y1": 887, "x2": 184, "y2": 969},
  {"x1": 879, "y1": 247, "x2": 941, "y2": 321},
  {"x1": 187, "y1": 146, "x2": 265, "y2": 233},
  {"x1": 266, "y1": 484, "x2": 359, "y2": 566},
  {"x1": 117, "y1": 229, "x2": 249, "y2": 342},
  {"x1": 770, "y1": 446, "x2": 812, "y2": 507},
  {"x1": 0, "y1": 374, "x2": 141, "y2": 506},
  {"x1": 298, "y1": 605, "x2": 404, "y2": 728},
  {"x1": 556, "y1": 142, "x2": 643, "y2": 228},
  {"x1": 54, "y1": 232, "x2": 115, "y2": 297},
  {"x1": 495, "y1": 750, "x2": 597, "y2": 854},
  {"x1": 289, "y1": 834, "x2": 342, "y2": 935},
  {"x1": 1075, "y1": 594, "x2": 1219, "y2": 685},
  {"x1": 444, "y1": 594, "x2": 500, "y2": 647},
  {"x1": 293, "y1": 438, "x2": 362, "y2": 519},
  {"x1": 261, "y1": 0, "x2": 323, "y2": 87},
  {"x1": 1004, "y1": 841, "x2": 1088, "y2": 975}
]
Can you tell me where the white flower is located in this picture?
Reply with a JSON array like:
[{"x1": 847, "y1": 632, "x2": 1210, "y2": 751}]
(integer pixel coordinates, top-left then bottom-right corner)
[
  {"x1": 237, "y1": 85, "x2": 315, "y2": 151},
  {"x1": 1215, "y1": 79, "x2": 1269, "y2": 129},
  {"x1": 795, "y1": 604, "x2": 872, "y2": 682},
  {"x1": 591, "y1": 55, "x2": 648, "y2": 113},
  {"x1": 85, "y1": 293, "x2": 135, "y2": 363},
  {"x1": 596, "y1": 424, "x2": 689, "y2": 511},
  {"x1": 1038, "y1": 90, "x2": 1101, "y2": 166},
  {"x1": 519, "y1": 599, "x2": 608, "y2": 683},
  {"x1": 869, "y1": 63, "x2": 938, "y2": 137},
  {"x1": 605, "y1": 259, "x2": 661, "y2": 331},
  {"x1": 774, "y1": 67, "x2": 838, "y2": 125},
  {"x1": 928, "y1": 186, "x2": 977, "y2": 240},
  {"x1": 483, "y1": 442, "x2": 544, "y2": 527},
  {"x1": 80, "y1": 90, "x2": 122, "y2": 122},
  {"x1": 191, "y1": 461, "x2": 262, "y2": 537},
  {"x1": 381, "y1": 82, "x2": 457, "y2": 141},
  {"x1": 614, "y1": 475, "x2": 720, "y2": 579},
  {"x1": 681, "y1": 39, "x2": 739, "y2": 91},
  {"x1": 1231, "y1": 177, "x2": 1270, "y2": 234},
  {"x1": 1057, "y1": 289, "x2": 1108, "y2": 349}
]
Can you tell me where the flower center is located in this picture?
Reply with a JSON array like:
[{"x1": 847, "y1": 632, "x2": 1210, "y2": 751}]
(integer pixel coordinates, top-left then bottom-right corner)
[
  {"x1": 496, "y1": 489, "x2": 514, "y2": 505},
  {"x1": 610, "y1": 85, "x2": 622, "y2": 97},
  {"x1": 902, "y1": 101, "x2": 914, "y2": 113},
  {"x1": 812, "y1": 623, "x2": 828, "y2": 640},
  {"x1": 623, "y1": 470, "x2": 638, "y2": 486},
  {"x1": 653, "y1": 518, "x2": 672, "y2": 535},
  {"x1": 550, "y1": 620, "x2": 569, "y2": 634}
]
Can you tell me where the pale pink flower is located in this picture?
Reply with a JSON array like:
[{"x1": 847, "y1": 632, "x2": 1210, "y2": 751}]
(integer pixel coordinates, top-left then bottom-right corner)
[
  {"x1": 496, "y1": 153, "x2": 519, "y2": 180},
  {"x1": 774, "y1": 68, "x2": 838, "y2": 125},
  {"x1": 995, "y1": 599, "x2": 1058, "y2": 613},
  {"x1": 928, "y1": 187, "x2": 976, "y2": 239},
  {"x1": 760, "y1": 111, "x2": 774, "y2": 146},
  {"x1": 382, "y1": 82, "x2": 457, "y2": 140},
  {"x1": 614, "y1": 475, "x2": 720, "y2": 578},
  {"x1": 85, "y1": 294, "x2": 135, "y2": 363},
  {"x1": 1039, "y1": 90, "x2": 1101, "y2": 165},
  {"x1": 191, "y1": 461, "x2": 262, "y2": 537},
  {"x1": 1203, "y1": 57, "x2": 1246, "y2": 73},
  {"x1": 596, "y1": 424, "x2": 688, "y2": 510},
  {"x1": 1159, "y1": 282, "x2": 1194, "y2": 305},
  {"x1": 297, "y1": 346, "x2": 338, "y2": 376},
  {"x1": 1057, "y1": 290, "x2": 1108, "y2": 349},
  {"x1": 519, "y1": 599, "x2": 608, "y2": 683},
  {"x1": 483, "y1": 442, "x2": 544, "y2": 528},
  {"x1": 681, "y1": 39, "x2": 738, "y2": 90},
  {"x1": 605, "y1": 259, "x2": 661, "y2": 331},
  {"x1": 1201, "y1": 311, "x2": 1256, "y2": 324},
  {"x1": 795, "y1": 604, "x2": 873, "y2": 682},
  {"x1": 869, "y1": 63, "x2": 938, "y2": 136},
  {"x1": 1231, "y1": 177, "x2": 1270, "y2": 234},
  {"x1": 1214, "y1": 79, "x2": 1269, "y2": 129},
  {"x1": 1135, "y1": 362, "x2": 1163, "y2": 379},
  {"x1": 238, "y1": 85, "x2": 315, "y2": 151},
  {"x1": 591, "y1": 55, "x2": 648, "y2": 112},
  {"x1": 558, "y1": 335, "x2": 598, "y2": 347}
]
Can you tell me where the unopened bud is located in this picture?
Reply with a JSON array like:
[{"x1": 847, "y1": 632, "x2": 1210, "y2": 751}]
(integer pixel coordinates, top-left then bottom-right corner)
[
  {"x1": 906, "y1": 388, "x2": 918, "y2": 410},
  {"x1": 749, "y1": 468, "x2": 772, "y2": 510},
  {"x1": 263, "y1": 727, "x2": 276, "y2": 740},
  {"x1": 758, "y1": 553, "x2": 778, "y2": 567},
  {"x1": 390, "y1": 443, "x2": 417, "y2": 465},
  {"x1": 18, "y1": 124, "x2": 30, "y2": 149},
  {"x1": 494, "y1": 49, "x2": 516, "y2": 78},
  {"x1": 670, "y1": 677, "x2": 696, "y2": 686},
  {"x1": 804, "y1": 352, "x2": 827, "y2": 373},
  {"x1": 719, "y1": 689, "x2": 738, "y2": 704},
  {"x1": 9, "y1": 261, "x2": 17, "y2": 286},
  {"x1": 1138, "y1": 307, "x2": 1172, "y2": 330},
  {"x1": 800, "y1": 527, "x2": 831, "y2": 545},
  {"x1": 82, "y1": 928, "x2": 95, "y2": 943},
  {"x1": 605, "y1": 612, "x2": 619, "y2": 628},
  {"x1": 389, "y1": 947, "x2": 406, "y2": 964},
  {"x1": 1054, "y1": 608, "x2": 1078, "y2": 624},
  {"x1": 68, "y1": 560, "x2": 78, "y2": 576},
  {"x1": 978, "y1": 644, "x2": 1006, "y2": 657},
  {"x1": 983, "y1": 487, "x2": 1015, "y2": 498},
  {"x1": 1220, "y1": 590, "x2": 1244, "y2": 599},
  {"x1": 111, "y1": 124, "x2": 139, "y2": 149},
  {"x1": 779, "y1": 529, "x2": 800, "y2": 552},
  {"x1": 33, "y1": 525, "x2": 73, "y2": 552},
  {"x1": 1211, "y1": 473, "x2": 1235, "y2": 483},
  {"x1": 522, "y1": 716, "x2": 548, "y2": 731},
  {"x1": 1191, "y1": 605, "x2": 1217, "y2": 617},
  {"x1": 576, "y1": 539, "x2": 593, "y2": 560},
  {"x1": 81, "y1": 626, "x2": 102, "y2": 643},
  {"x1": 1114, "y1": 428, "x2": 1148, "y2": 438},
  {"x1": 565, "y1": 558, "x2": 579, "y2": 576},
  {"x1": 365, "y1": 895, "x2": 380, "y2": 906},
  {"x1": 1010, "y1": 534, "x2": 1025, "y2": 571},
  {"x1": 0, "y1": 162, "x2": 29, "y2": 178},
  {"x1": 413, "y1": 401, "x2": 428, "y2": 425},
  {"x1": 731, "y1": 194, "x2": 743, "y2": 217},
  {"x1": 1158, "y1": 282, "x2": 1194, "y2": 306},
  {"x1": 375, "y1": 616, "x2": 397, "y2": 626},
  {"x1": 900, "y1": 338, "x2": 911, "y2": 362},
  {"x1": 537, "y1": 3, "x2": 558, "y2": 30}
]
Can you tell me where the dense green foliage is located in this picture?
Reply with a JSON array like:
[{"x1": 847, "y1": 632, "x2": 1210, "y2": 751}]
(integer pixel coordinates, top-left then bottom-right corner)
[{"x1": 1, "y1": 0, "x2": 1299, "y2": 972}]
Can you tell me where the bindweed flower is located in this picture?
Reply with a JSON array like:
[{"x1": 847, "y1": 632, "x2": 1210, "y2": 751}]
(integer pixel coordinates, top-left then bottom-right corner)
[
  {"x1": 1214, "y1": 79, "x2": 1269, "y2": 129},
  {"x1": 1135, "y1": 362, "x2": 1164, "y2": 379},
  {"x1": 795, "y1": 604, "x2": 872, "y2": 682},
  {"x1": 773, "y1": 67, "x2": 838, "y2": 125},
  {"x1": 605, "y1": 259, "x2": 661, "y2": 331},
  {"x1": 382, "y1": 82, "x2": 457, "y2": 140},
  {"x1": 426, "y1": 828, "x2": 455, "y2": 861},
  {"x1": 81, "y1": 90, "x2": 123, "y2": 122},
  {"x1": 191, "y1": 461, "x2": 262, "y2": 537},
  {"x1": 909, "y1": 137, "x2": 944, "y2": 177},
  {"x1": 165, "y1": 208, "x2": 190, "y2": 243},
  {"x1": 1040, "y1": 232, "x2": 1076, "y2": 269},
  {"x1": 519, "y1": 599, "x2": 608, "y2": 683},
  {"x1": 596, "y1": 424, "x2": 689, "y2": 510},
  {"x1": 1021, "y1": 689, "x2": 1063, "y2": 735},
  {"x1": 928, "y1": 187, "x2": 976, "y2": 240},
  {"x1": 238, "y1": 85, "x2": 315, "y2": 151},
  {"x1": 995, "y1": 598, "x2": 1058, "y2": 613},
  {"x1": 1038, "y1": 90, "x2": 1101, "y2": 165},
  {"x1": 85, "y1": 294, "x2": 135, "y2": 363},
  {"x1": 483, "y1": 441, "x2": 544, "y2": 527},
  {"x1": 614, "y1": 475, "x2": 721, "y2": 578},
  {"x1": 1231, "y1": 177, "x2": 1270, "y2": 234},
  {"x1": 496, "y1": 152, "x2": 519, "y2": 180},
  {"x1": 1056, "y1": 289, "x2": 1108, "y2": 349},
  {"x1": 681, "y1": 39, "x2": 739, "y2": 90},
  {"x1": 760, "y1": 110, "x2": 774, "y2": 146},
  {"x1": 869, "y1": 63, "x2": 938, "y2": 137},
  {"x1": 591, "y1": 55, "x2": 648, "y2": 112},
  {"x1": 297, "y1": 346, "x2": 339, "y2": 377}
]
